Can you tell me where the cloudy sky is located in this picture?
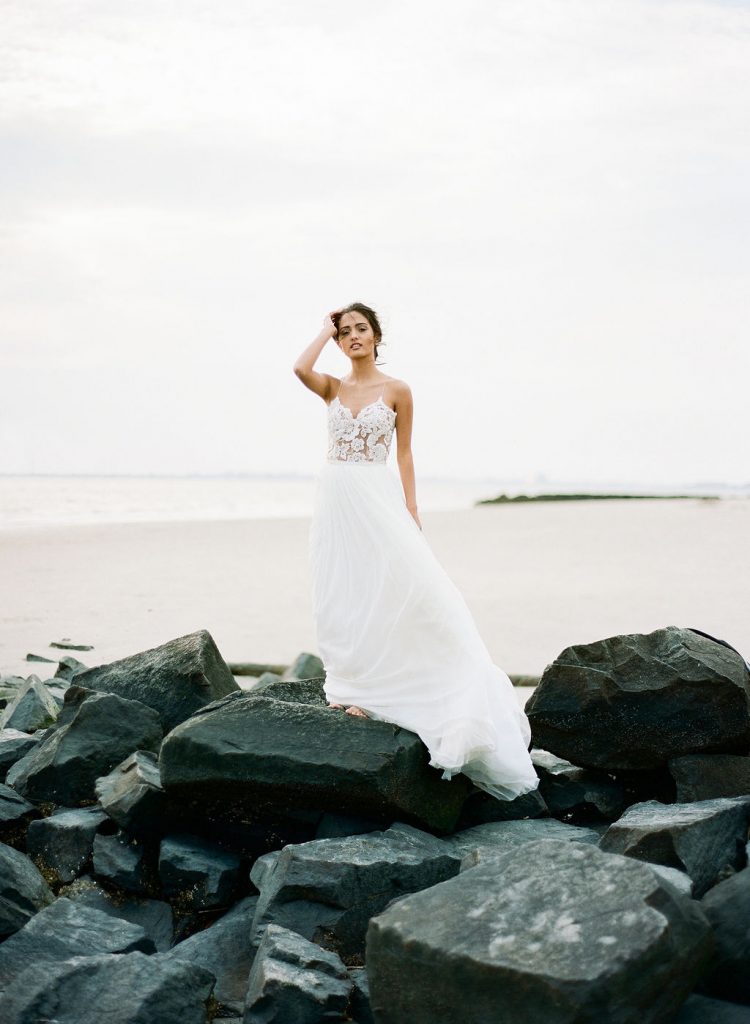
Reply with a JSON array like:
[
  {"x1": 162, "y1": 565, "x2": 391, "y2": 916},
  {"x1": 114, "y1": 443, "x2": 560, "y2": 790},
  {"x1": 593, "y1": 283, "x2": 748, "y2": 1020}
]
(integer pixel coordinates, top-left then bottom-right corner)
[{"x1": 1, "y1": 0, "x2": 748, "y2": 486}]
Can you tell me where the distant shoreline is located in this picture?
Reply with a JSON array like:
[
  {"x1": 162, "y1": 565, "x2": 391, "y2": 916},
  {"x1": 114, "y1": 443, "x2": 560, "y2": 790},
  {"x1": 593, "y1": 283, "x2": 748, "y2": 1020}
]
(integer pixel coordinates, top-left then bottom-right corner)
[{"x1": 476, "y1": 493, "x2": 722, "y2": 505}]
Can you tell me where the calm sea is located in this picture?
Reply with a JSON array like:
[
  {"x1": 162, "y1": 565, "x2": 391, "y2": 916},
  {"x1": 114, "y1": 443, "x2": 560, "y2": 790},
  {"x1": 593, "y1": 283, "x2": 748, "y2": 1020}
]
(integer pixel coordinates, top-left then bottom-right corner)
[{"x1": 1, "y1": 474, "x2": 746, "y2": 530}]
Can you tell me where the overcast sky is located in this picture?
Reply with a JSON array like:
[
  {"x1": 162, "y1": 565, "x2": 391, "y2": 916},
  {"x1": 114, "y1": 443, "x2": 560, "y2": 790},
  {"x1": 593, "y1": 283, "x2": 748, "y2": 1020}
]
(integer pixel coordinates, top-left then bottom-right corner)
[{"x1": 1, "y1": 0, "x2": 748, "y2": 486}]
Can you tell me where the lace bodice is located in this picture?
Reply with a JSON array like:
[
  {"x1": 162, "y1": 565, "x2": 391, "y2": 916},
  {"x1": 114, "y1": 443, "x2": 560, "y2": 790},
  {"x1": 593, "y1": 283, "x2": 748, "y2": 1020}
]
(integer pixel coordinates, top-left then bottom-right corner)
[{"x1": 326, "y1": 392, "x2": 396, "y2": 464}]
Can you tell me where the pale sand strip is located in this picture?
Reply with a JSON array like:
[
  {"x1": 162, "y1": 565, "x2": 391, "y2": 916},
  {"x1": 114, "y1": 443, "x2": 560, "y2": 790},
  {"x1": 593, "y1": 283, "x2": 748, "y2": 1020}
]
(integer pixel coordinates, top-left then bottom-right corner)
[{"x1": 1, "y1": 498, "x2": 748, "y2": 683}]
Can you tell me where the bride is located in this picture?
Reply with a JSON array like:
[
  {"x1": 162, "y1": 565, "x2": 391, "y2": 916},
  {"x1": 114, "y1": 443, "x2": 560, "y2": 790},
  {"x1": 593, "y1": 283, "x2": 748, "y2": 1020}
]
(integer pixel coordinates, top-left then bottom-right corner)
[{"x1": 293, "y1": 303, "x2": 539, "y2": 801}]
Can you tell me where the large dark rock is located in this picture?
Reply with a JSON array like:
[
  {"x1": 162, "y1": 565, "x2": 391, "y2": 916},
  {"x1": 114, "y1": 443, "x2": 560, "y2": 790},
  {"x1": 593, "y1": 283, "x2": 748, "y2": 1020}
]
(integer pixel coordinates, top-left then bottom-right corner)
[
  {"x1": 0, "y1": 896, "x2": 155, "y2": 992},
  {"x1": 0, "y1": 675, "x2": 59, "y2": 732},
  {"x1": 167, "y1": 894, "x2": 258, "y2": 1016},
  {"x1": 159, "y1": 691, "x2": 472, "y2": 833},
  {"x1": 92, "y1": 829, "x2": 159, "y2": 896},
  {"x1": 0, "y1": 729, "x2": 40, "y2": 782},
  {"x1": 670, "y1": 754, "x2": 750, "y2": 802},
  {"x1": 599, "y1": 797, "x2": 750, "y2": 898},
  {"x1": 366, "y1": 838, "x2": 713, "y2": 1024},
  {"x1": 0, "y1": 781, "x2": 39, "y2": 836},
  {"x1": 698, "y1": 865, "x2": 750, "y2": 1004},
  {"x1": 72, "y1": 629, "x2": 240, "y2": 735},
  {"x1": 66, "y1": 878, "x2": 175, "y2": 952},
  {"x1": 26, "y1": 805, "x2": 108, "y2": 883},
  {"x1": 158, "y1": 832, "x2": 244, "y2": 910},
  {"x1": 5, "y1": 687, "x2": 162, "y2": 805},
  {"x1": 1, "y1": 950, "x2": 216, "y2": 1024},
  {"x1": 94, "y1": 749, "x2": 173, "y2": 836},
  {"x1": 0, "y1": 841, "x2": 54, "y2": 937},
  {"x1": 243, "y1": 923, "x2": 352, "y2": 1024},
  {"x1": 251, "y1": 822, "x2": 461, "y2": 959},
  {"x1": 525, "y1": 626, "x2": 750, "y2": 770}
]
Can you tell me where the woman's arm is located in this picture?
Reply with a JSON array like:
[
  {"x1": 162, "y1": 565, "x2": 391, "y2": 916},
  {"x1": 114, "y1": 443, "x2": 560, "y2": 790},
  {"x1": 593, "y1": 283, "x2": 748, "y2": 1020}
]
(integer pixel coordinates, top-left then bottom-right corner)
[
  {"x1": 394, "y1": 383, "x2": 421, "y2": 530},
  {"x1": 293, "y1": 312, "x2": 341, "y2": 401}
]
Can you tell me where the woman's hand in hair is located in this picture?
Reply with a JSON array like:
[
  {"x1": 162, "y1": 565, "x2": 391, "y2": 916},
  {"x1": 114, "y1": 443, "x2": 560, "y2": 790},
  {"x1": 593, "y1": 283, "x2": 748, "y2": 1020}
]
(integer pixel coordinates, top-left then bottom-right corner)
[{"x1": 323, "y1": 310, "x2": 342, "y2": 338}]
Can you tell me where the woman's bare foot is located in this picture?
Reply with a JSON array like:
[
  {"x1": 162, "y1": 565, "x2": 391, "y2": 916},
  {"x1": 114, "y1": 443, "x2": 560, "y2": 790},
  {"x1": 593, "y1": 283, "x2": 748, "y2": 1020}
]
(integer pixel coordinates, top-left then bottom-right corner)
[
  {"x1": 345, "y1": 705, "x2": 370, "y2": 718},
  {"x1": 328, "y1": 703, "x2": 345, "y2": 711}
]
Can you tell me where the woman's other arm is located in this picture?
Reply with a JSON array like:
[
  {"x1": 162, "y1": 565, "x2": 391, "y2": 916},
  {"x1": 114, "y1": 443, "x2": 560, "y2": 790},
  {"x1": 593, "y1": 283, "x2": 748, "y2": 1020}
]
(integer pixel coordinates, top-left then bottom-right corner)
[{"x1": 394, "y1": 383, "x2": 421, "y2": 530}]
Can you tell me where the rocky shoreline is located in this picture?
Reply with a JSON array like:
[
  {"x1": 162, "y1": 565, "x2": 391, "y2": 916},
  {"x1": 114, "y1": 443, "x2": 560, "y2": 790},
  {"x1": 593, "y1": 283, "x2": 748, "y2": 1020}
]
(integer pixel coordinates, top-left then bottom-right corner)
[{"x1": 0, "y1": 624, "x2": 749, "y2": 1022}]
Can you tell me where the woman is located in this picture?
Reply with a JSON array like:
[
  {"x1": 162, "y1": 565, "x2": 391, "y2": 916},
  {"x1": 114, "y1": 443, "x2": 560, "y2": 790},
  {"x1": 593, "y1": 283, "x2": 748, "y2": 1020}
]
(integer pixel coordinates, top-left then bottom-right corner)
[{"x1": 293, "y1": 303, "x2": 539, "y2": 801}]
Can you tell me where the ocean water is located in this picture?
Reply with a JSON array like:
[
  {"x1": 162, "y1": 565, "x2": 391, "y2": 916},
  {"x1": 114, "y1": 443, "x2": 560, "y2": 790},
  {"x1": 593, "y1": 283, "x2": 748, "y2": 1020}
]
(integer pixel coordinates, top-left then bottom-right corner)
[{"x1": 1, "y1": 474, "x2": 747, "y2": 530}]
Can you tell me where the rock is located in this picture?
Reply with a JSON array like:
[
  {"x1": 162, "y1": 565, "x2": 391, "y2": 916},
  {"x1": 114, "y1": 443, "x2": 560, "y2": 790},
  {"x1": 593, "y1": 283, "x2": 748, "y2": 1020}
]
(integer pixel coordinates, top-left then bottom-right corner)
[
  {"x1": 698, "y1": 864, "x2": 750, "y2": 1004},
  {"x1": 27, "y1": 805, "x2": 108, "y2": 883},
  {"x1": 251, "y1": 822, "x2": 461, "y2": 958},
  {"x1": 599, "y1": 797, "x2": 750, "y2": 897},
  {"x1": 252, "y1": 675, "x2": 329, "y2": 705},
  {"x1": 0, "y1": 896, "x2": 155, "y2": 991},
  {"x1": 281, "y1": 652, "x2": 325, "y2": 680},
  {"x1": 243, "y1": 923, "x2": 352, "y2": 1024},
  {"x1": 158, "y1": 833, "x2": 244, "y2": 910},
  {"x1": 525, "y1": 626, "x2": 750, "y2": 770},
  {"x1": 0, "y1": 675, "x2": 60, "y2": 733},
  {"x1": 0, "y1": 841, "x2": 54, "y2": 937},
  {"x1": 444, "y1": 817, "x2": 600, "y2": 869},
  {"x1": 167, "y1": 894, "x2": 258, "y2": 1015},
  {"x1": 5, "y1": 686, "x2": 162, "y2": 805},
  {"x1": 670, "y1": 754, "x2": 750, "y2": 802},
  {"x1": 94, "y1": 749, "x2": 172, "y2": 836},
  {"x1": 646, "y1": 863, "x2": 694, "y2": 897},
  {"x1": 92, "y1": 829, "x2": 158, "y2": 895},
  {"x1": 531, "y1": 748, "x2": 627, "y2": 822},
  {"x1": 72, "y1": 629, "x2": 240, "y2": 734},
  {"x1": 0, "y1": 729, "x2": 41, "y2": 782},
  {"x1": 348, "y1": 966, "x2": 374, "y2": 1024},
  {"x1": 2, "y1": 950, "x2": 216, "y2": 1024},
  {"x1": 54, "y1": 654, "x2": 89, "y2": 680},
  {"x1": 366, "y1": 838, "x2": 713, "y2": 1024},
  {"x1": 456, "y1": 785, "x2": 549, "y2": 827},
  {"x1": 159, "y1": 691, "x2": 472, "y2": 833},
  {"x1": 676, "y1": 994, "x2": 750, "y2": 1022},
  {"x1": 50, "y1": 639, "x2": 95, "y2": 650},
  {"x1": 66, "y1": 879, "x2": 175, "y2": 951},
  {"x1": 0, "y1": 781, "x2": 39, "y2": 836}
]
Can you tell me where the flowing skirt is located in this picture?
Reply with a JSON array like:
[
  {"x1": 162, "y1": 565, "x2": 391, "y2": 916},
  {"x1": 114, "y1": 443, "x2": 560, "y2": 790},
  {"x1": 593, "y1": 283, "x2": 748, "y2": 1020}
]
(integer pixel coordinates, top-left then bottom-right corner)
[{"x1": 308, "y1": 459, "x2": 539, "y2": 801}]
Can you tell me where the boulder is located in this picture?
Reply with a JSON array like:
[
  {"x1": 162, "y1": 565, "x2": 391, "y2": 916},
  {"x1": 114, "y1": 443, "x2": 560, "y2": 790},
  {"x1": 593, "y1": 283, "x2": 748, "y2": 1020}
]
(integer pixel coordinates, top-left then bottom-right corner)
[
  {"x1": 1, "y1": 950, "x2": 216, "y2": 1024},
  {"x1": 599, "y1": 797, "x2": 750, "y2": 898},
  {"x1": 243, "y1": 923, "x2": 352, "y2": 1024},
  {"x1": 158, "y1": 832, "x2": 244, "y2": 910},
  {"x1": 0, "y1": 729, "x2": 40, "y2": 782},
  {"x1": 444, "y1": 817, "x2": 600, "y2": 868},
  {"x1": 5, "y1": 687, "x2": 162, "y2": 805},
  {"x1": 366, "y1": 838, "x2": 713, "y2": 1024},
  {"x1": 698, "y1": 865, "x2": 750, "y2": 1004},
  {"x1": 66, "y1": 879, "x2": 174, "y2": 951},
  {"x1": 0, "y1": 841, "x2": 54, "y2": 937},
  {"x1": 167, "y1": 894, "x2": 258, "y2": 1016},
  {"x1": 531, "y1": 748, "x2": 626, "y2": 822},
  {"x1": 0, "y1": 896, "x2": 155, "y2": 992},
  {"x1": 92, "y1": 829, "x2": 158, "y2": 896},
  {"x1": 72, "y1": 629, "x2": 239, "y2": 734},
  {"x1": 251, "y1": 822, "x2": 461, "y2": 958},
  {"x1": 525, "y1": 626, "x2": 750, "y2": 770},
  {"x1": 0, "y1": 675, "x2": 60, "y2": 733},
  {"x1": 27, "y1": 805, "x2": 108, "y2": 883},
  {"x1": 0, "y1": 781, "x2": 39, "y2": 836},
  {"x1": 94, "y1": 749, "x2": 173, "y2": 836},
  {"x1": 670, "y1": 754, "x2": 750, "y2": 802},
  {"x1": 159, "y1": 690, "x2": 472, "y2": 833}
]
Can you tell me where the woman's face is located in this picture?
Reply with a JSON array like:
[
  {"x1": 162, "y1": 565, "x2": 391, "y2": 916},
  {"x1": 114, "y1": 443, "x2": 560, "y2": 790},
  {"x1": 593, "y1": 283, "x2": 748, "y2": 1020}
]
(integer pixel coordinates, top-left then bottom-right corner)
[{"x1": 336, "y1": 311, "x2": 377, "y2": 359}]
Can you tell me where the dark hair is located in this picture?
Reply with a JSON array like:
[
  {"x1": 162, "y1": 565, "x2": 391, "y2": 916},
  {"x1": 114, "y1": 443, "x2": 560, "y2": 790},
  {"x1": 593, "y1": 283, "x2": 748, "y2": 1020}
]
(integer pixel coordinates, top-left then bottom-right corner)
[{"x1": 332, "y1": 302, "x2": 386, "y2": 365}]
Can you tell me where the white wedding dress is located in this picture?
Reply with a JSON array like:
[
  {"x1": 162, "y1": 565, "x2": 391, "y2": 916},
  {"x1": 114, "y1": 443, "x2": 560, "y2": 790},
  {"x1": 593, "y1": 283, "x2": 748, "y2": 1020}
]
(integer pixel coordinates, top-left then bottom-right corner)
[{"x1": 308, "y1": 384, "x2": 539, "y2": 802}]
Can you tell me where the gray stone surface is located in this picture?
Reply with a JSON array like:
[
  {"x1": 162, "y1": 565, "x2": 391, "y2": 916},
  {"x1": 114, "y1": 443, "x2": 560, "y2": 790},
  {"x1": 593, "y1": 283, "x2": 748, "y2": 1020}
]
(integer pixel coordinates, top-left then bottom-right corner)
[
  {"x1": 251, "y1": 822, "x2": 461, "y2": 957},
  {"x1": 94, "y1": 748, "x2": 170, "y2": 836},
  {"x1": 167, "y1": 894, "x2": 258, "y2": 1015},
  {"x1": 444, "y1": 817, "x2": 600, "y2": 869},
  {"x1": 1, "y1": 950, "x2": 216, "y2": 1024},
  {"x1": 599, "y1": 797, "x2": 750, "y2": 897},
  {"x1": 0, "y1": 674, "x2": 60, "y2": 733},
  {"x1": 0, "y1": 729, "x2": 40, "y2": 782},
  {"x1": 72, "y1": 628, "x2": 240, "y2": 734},
  {"x1": 159, "y1": 690, "x2": 472, "y2": 833},
  {"x1": 525, "y1": 626, "x2": 750, "y2": 770},
  {"x1": 66, "y1": 879, "x2": 174, "y2": 951},
  {"x1": 366, "y1": 838, "x2": 713, "y2": 1024},
  {"x1": 0, "y1": 896, "x2": 155, "y2": 992},
  {"x1": 26, "y1": 805, "x2": 108, "y2": 883},
  {"x1": 92, "y1": 829, "x2": 157, "y2": 895},
  {"x1": 243, "y1": 923, "x2": 351, "y2": 1024},
  {"x1": 699, "y1": 864, "x2": 750, "y2": 1004},
  {"x1": 0, "y1": 840, "x2": 54, "y2": 937},
  {"x1": 670, "y1": 754, "x2": 750, "y2": 802},
  {"x1": 158, "y1": 832, "x2": 243, "y2": 910},
  {"x1": 6, "y1": 686, "x2": 162, "y2": 805}
]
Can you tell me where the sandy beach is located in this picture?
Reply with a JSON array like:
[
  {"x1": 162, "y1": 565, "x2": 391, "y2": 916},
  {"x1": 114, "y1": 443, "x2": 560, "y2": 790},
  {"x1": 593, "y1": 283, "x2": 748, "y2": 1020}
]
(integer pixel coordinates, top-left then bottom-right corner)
[{"x1": 1, "y1": 497, "x2": 748, "y2": 685}]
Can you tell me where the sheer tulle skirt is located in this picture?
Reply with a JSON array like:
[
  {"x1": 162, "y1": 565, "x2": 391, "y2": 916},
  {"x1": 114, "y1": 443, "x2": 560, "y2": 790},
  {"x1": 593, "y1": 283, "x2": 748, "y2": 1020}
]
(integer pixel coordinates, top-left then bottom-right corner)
[{"x1": 308, "y1": 460, "x2": 539, "y2": 801}]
